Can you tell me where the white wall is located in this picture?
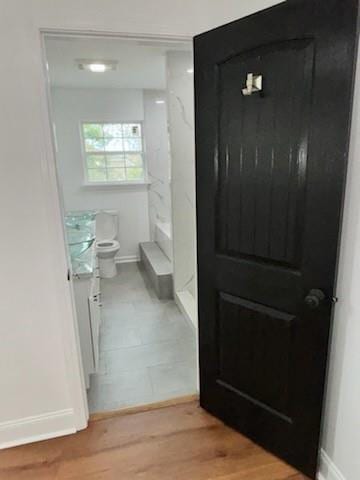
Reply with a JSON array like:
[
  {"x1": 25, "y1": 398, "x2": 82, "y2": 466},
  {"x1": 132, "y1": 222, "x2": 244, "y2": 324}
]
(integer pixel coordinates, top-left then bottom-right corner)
[
  {"x1": 318, "y1": 53, "x2": 360, "y2": 480},
  {"x1": 143, "y1": 90, "x2": 171, "y2": 240},
  {"x1": 166, "y1": 51, "x2": 197, "y2": 325},
  {"x1": 51, "y1": 87, "x2": 150, "y2": 260},
  {"x1": 166, "y1": 52, "x2": 195, "y2": 292},
  {"x1": 7, "y1": 5, "x2": 359, "y2": 479},
  {"x1": 2, "y1": 0, "x2": 282, "y2": 447}
]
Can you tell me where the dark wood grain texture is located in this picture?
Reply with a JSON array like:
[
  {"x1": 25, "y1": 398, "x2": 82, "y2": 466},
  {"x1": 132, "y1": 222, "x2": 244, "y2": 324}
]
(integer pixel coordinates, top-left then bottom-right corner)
[
  {"x1": 194, "y1": 0, "x2": 359, "y2": 478},
  {"x1": 0, "y1": 402, "x2": 308, "y2": 480}
]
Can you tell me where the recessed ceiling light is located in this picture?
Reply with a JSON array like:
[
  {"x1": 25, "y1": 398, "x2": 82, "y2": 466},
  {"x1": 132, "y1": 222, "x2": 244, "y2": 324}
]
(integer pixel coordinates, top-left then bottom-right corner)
[
  {"x1": 76, "y1": 59, "x2": 118, "y2": 73},
  {"x1": 156, "y1": 100, "x2": 165, "y2": 104},
  {"x1": 187, "y1": 68, "x2": 194, "y2": 74},
  {"x1": 88, "y1": 63, "x2": 107, "y2": 73}
]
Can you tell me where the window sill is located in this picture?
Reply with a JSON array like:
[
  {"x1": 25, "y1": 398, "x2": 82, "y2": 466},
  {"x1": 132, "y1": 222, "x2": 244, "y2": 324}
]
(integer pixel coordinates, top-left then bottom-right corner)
[{"x1": 82, "y1": 181, "x2": 150, "y2": 188}]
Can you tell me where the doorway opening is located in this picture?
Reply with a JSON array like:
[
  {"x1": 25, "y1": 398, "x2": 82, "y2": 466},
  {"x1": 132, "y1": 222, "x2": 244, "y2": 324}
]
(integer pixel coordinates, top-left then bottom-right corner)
[{"x1": 43, "y1": 33, "x2": 198, "y2": 414}]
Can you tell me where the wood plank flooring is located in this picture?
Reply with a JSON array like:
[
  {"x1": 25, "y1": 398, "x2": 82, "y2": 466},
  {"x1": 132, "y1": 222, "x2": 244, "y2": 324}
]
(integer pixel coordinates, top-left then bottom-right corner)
[{"x1": 0, "y1": 401, "x2": 308, "y2": 480}]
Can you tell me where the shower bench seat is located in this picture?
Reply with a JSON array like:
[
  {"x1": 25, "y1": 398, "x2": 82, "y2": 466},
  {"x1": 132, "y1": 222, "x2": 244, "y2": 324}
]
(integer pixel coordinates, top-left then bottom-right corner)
[{"x1": 139, "y1": 242, "x2": 173, "y2": 300}]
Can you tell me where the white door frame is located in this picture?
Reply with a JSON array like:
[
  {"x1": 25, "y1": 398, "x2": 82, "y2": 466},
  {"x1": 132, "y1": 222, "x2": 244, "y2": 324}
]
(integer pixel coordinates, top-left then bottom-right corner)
[{"x1": 39, "y1": 28, "x2": 193, "y2": 429}]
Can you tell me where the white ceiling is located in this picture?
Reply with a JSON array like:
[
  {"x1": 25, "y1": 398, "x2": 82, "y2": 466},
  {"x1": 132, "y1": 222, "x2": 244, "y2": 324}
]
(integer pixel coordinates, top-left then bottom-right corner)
[{"x1": 45, "y1": 36, "x2": 192, "y2": 90}]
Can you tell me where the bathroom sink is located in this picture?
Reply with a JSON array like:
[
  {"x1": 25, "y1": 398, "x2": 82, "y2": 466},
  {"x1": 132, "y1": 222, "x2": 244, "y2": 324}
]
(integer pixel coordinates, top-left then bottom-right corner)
[
  {"x1": 66, "y1": 225, "x2": 95, "y2": 259},
  {"x1": 69, "y1": 238, "x2": 95, "y2": 259},
  {"x1": 66, "y1": 226, "x2": 93, "y2": 244},
  {"x1": 65, "y1": 213, "x2": 96, "y2": 260},
  {"x1": 65, "y1": 211, "x2": 97, "y2": 229}
]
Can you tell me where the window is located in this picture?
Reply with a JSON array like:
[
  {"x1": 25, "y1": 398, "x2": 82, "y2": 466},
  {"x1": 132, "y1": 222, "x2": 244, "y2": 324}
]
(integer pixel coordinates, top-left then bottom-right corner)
[{"x1": 81, "y1": 122, "x2": 145, "y2": 183}]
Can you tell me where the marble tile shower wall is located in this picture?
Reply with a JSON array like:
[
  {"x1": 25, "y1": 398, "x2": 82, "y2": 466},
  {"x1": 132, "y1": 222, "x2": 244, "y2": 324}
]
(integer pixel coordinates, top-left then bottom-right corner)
[
  {"x1": 144, "y1": 90, "x2": 172, "y2": 241},
  {"x1": 166, "y1": 51, "x2": 196, "y2": 298}
]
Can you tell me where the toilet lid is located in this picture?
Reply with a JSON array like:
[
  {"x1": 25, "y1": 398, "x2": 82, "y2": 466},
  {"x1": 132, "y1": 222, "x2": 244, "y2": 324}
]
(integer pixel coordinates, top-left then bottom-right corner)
[{"x1": 96, "y1": 211, "x2": 118, "y2": 241}]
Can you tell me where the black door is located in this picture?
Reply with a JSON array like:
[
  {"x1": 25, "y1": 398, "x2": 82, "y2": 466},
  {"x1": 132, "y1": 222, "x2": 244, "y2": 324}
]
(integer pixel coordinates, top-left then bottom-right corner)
[{"x1": 194, "y1": 1, "x2": 358, "y2": 478}]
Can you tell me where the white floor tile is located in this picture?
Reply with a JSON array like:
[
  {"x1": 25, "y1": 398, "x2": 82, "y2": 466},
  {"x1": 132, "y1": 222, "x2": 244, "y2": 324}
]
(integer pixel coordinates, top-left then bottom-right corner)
[
  {"x1": 149, "y1": 361, "x2": 198, "y2": 395},
  {"x1": 87, "y1": 262, "x2": 197, "y2": 413}
]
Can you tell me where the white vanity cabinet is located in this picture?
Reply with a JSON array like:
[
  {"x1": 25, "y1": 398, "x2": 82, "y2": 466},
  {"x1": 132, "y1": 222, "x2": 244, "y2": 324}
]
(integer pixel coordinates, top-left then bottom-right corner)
[
  {"x1": 72, "y1": 254, "x2": 101, "y2": 389},
  {"x1": 88, "y1": 267, "x2": 101, "y2": 371}
]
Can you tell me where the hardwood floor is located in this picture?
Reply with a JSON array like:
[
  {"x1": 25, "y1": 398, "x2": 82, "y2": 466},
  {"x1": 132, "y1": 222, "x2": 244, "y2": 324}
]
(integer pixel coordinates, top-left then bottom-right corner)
[{"x1": 0, "y1": 401, "x2": 307, "y2": 480}]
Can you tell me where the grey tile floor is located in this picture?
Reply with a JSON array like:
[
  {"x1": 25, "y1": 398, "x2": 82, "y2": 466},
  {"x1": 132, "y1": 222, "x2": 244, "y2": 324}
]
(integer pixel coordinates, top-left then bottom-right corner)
[{"x1": 87, "y1": 262, "x2": 198, "y2": 413}]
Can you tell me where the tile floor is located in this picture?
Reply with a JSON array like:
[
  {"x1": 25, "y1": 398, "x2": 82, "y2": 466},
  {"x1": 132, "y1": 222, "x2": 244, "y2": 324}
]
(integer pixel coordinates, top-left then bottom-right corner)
[{"x1": 87, "y1": 262, "x2": 198, "y2": 413}]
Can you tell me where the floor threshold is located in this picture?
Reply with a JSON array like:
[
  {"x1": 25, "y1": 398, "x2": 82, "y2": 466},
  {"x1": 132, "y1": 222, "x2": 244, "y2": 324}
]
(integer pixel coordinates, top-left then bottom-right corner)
[{"x1": 90, "y1": 393, "x2": 199, "y2": 422}]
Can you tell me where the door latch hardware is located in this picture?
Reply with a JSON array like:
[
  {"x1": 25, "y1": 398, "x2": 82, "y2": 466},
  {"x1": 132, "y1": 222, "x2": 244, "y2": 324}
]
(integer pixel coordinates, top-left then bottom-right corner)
[
  {"x1": 331, "y1": 296, "x2": 339, "y2": 304},
  {"x1": 242, "y1": 73, "x2": 263, "y2": 96},
  {"x1": 304, "y1": 289, "x2": 326, "y2": 310}
]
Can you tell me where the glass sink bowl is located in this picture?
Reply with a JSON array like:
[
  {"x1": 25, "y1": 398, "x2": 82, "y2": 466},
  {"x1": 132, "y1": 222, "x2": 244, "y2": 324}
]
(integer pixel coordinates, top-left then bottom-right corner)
[
  {"x1": 69, "y1": 238, "x2": 95, "y2": 259},
  {"x1": 65, "y1": 211, "x2": 96, "y2": 260},
  {"x1": 65, "y1": 211, "x2": 97, "y2": 229},
  {"x1": 67, "y1": 227, "x2": 95, "y2": 259}
]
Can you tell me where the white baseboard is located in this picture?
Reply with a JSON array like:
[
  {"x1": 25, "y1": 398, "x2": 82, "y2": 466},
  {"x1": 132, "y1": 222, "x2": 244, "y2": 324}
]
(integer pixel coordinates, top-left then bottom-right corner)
[
  {"x1": 115, "y1": 255, "x2": 139, "y2": 264},
  {"x1": 0, "y1": 409, "x2": 76, "y2": 450},
  {"x1": 175, "y1": 290, "x2": 197, "y2": 332},
  {"x1": 318, "y1": 449, "x2": 347, "y2": 480}
]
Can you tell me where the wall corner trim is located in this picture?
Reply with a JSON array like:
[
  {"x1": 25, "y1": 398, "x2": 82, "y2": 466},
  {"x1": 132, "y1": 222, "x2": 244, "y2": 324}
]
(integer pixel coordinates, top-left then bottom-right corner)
[
  {"x1": 175, "y1": 290, "x2": 197, "y2": 331},
  {"x1": 318, "y1": 449, "x2": 347, "y2": 480},
  {"x1": 0, "y1": 408, "x2": 76, "y2": 450}
]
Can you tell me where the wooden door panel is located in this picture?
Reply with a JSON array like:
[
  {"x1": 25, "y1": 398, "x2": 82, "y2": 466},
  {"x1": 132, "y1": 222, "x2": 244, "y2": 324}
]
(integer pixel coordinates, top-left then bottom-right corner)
[
  {"x1": 195, "y1": 1, "x2": 359, "y2": 477},
  {"x1": 217, "y1": 40, "x2": 314, "y2": 266},
  {"x1": 217, "y1": 292, "x2": 295, "y2": 417},
  {"x1": 216, "y1": 256, "x2": 301, "y2": 312}
]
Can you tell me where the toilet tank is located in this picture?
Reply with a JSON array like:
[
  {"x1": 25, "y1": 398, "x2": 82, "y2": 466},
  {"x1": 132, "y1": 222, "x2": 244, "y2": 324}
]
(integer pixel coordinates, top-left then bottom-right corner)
[{"x1": 96, "y1": 210, "x2": 118, "y2": 242}]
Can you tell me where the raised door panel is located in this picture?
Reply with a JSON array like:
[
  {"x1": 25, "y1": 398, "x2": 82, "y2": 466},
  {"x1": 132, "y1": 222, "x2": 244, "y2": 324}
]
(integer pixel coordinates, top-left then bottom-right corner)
[
  {"x1": 217, "y1": 292, "x2": 295, "y2": 422},
  {"x1": 217, "y1": 40, "x2": 314, "y2": 268}
]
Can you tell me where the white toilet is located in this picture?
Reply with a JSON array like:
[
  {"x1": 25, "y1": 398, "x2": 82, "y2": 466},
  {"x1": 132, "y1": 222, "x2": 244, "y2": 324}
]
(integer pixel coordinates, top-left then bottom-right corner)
[{"x1": 96, "y1": 210, "x2": 120, "y2": 278}]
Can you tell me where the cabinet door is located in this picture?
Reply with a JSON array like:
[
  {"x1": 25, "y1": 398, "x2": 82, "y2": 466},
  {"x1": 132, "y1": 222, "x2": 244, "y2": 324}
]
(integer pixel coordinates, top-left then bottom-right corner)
[
  {"x1": 92, "y1": 271, "x2": 102, "y2": 324},
  {"x1": 88, "y1": 295, "x2": 100, "y2": 371}
]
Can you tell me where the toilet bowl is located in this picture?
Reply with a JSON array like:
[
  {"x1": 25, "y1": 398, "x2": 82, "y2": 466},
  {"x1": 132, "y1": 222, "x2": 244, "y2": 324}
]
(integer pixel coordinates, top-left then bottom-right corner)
[{"x1": 96, "y1": 211, "x2": 120, "y2": 278}]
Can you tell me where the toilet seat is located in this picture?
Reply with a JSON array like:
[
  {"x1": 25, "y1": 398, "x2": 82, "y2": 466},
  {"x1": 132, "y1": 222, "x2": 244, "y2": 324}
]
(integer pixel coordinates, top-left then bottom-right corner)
[
  {"x1": 95, "y1": 211, "x2": 120, "y2": 278},
  {"x1": 96, "y1": 239, "x2": 120, "y2": 253}
]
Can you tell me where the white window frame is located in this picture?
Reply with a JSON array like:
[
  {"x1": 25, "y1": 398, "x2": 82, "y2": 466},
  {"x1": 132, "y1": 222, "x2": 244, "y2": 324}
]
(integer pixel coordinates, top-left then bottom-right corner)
[{"x1": 80, "y1": 120, "x2": 148, "y2": 186}]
